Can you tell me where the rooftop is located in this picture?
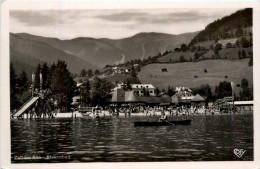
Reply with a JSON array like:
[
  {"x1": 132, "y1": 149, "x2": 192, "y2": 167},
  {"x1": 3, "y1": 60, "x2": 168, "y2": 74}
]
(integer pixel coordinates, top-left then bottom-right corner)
[
  {"x1": 131, "y1": 84, "x2": 155, "y2": 89},
  {"x1": 217, "y1": 38, "x2": 238, "y2": 44}
]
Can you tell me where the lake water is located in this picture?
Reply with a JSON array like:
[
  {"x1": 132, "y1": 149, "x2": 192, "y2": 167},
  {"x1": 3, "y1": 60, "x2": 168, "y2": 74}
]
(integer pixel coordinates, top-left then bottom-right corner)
[{"x1": 11, "y1": 114, "x2": 253, "y2": 163}]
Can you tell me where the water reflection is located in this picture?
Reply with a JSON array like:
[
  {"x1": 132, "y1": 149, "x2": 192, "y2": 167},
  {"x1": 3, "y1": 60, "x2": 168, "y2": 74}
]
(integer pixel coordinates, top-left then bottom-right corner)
[{"x1": 11, "y1": 114, "x2": 253, "y2": 162}]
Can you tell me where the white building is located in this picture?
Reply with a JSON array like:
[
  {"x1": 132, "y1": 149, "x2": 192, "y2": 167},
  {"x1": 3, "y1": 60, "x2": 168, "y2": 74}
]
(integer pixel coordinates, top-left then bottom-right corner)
[
  {"x1": 216, "y1": 38, "x2": 238, "y2": 48},
  {"x1": 131, "y1": 84, "x2": 155, "y2": 96}
]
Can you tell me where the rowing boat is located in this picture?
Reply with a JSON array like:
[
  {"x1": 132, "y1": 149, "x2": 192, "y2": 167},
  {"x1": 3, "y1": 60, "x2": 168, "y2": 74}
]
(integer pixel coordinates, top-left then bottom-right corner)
[{"x1": 134, "y1": 119, "x2": 191, "y2": 127}]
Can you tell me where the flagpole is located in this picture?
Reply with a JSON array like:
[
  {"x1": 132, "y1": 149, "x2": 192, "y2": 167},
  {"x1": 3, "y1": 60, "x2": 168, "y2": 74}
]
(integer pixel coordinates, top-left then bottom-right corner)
[{"x1": 231, "y1": 82, "x2": 235, "y2": 114}]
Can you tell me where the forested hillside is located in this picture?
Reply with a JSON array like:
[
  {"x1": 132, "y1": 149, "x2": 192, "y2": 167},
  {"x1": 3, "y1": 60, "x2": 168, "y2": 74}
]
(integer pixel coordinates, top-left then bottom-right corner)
[{"x1": 189, "y1": 8, "x2": 252, "y2": 46}]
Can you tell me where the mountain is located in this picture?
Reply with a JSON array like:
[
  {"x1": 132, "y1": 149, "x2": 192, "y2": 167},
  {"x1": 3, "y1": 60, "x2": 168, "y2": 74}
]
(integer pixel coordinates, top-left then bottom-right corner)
[
  {"x1": 14, "y1": 31, "x2": 198, "y2": 68},
  {"x1": 10, "y1": 33, "x2": 97, "y2": 75},
  {"x1": 189, "y1": 8, "x2": 252, "y2": 46}
]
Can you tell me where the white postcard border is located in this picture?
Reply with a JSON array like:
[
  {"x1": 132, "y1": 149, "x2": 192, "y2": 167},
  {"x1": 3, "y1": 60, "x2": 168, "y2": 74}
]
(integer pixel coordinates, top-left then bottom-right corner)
[{"x1": 1, "y1": 1, "x2": 260, "y2": 169}]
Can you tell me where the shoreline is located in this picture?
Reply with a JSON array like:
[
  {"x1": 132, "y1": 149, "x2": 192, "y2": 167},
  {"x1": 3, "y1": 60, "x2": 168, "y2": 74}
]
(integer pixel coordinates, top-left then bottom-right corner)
[{"x1": 11, "y1": 110, "x2": 253, "y2": 119}]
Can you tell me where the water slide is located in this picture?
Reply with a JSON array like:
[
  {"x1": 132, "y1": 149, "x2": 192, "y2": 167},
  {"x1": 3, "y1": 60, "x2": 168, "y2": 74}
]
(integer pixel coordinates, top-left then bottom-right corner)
[{"x1": 12, "y1": 97, "x2": 39, "y2": 118}]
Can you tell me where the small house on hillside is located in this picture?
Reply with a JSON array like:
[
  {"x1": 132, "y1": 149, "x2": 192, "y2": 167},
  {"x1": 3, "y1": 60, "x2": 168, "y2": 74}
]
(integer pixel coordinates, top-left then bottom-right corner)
[
  {"x1": 171, "y1": 92, "x2": 194, "y2": 106},
  {"x1": 191, "y1": 94, "x2": 206, "y2": 108},
  {"x1": 111, "y1": 66, "x2": 129, "y2": 74},
  {"x1": 171, "y1": 86, "x2": 194, "y2": 106},
  {"x1": 216, "y1": 38, "x2": 238, "y2": 48}
]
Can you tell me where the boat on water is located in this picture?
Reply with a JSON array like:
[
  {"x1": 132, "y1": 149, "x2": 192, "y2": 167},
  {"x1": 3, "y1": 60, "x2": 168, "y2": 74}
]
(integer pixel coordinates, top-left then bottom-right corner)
[{"x1": 134, "y1": 119, "x2": 191, "y2": 127}]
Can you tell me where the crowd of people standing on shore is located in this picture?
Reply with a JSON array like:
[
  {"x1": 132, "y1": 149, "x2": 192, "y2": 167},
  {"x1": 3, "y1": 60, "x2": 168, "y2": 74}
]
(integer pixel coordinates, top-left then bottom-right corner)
[{"x1": 87, "y1": 105, "x2": 215, "y2": 118}]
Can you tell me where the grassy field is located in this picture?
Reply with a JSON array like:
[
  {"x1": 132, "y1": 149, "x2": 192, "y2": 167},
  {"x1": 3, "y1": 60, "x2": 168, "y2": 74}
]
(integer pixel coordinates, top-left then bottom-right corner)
[
  {"x1": 104, "y1": 73, "x2": 131, "y2": 84},
  {"x1": 158, "y1": 47, "x2": 253, "y2": 63},
  {"x1": 158, "y1": 51, "x2": 197, "y2": 62},
  {"x1": 138, "y1": 59, "x2": 253, "y2": 94}
]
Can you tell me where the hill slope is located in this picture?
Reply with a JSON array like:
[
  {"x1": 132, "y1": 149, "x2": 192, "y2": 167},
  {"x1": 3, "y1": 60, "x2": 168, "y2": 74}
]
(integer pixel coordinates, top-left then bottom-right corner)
[
  {"x1": 14, "y1": 31, "x2": 198, "y2": 68},
  {"x1": 189, "y1": 8, "x2": 252, "y2": 46},
  {"x1": 10, "y1": 33, "x2": 97, "y2": 74},
  {"x1": 138, "y1": 59, "x2": 253, "y2": 94}
]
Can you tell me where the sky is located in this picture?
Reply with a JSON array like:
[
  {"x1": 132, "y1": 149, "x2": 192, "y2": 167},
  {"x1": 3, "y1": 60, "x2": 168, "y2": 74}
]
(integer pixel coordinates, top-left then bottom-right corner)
[{"x1": 10, "y1": 8, "x2": 241, "y2": 39}]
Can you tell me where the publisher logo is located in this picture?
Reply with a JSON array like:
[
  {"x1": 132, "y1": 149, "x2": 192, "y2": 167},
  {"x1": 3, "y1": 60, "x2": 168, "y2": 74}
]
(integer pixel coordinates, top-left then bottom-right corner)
[{"x1": 234, "y1": 149, "x2": 246, "y2": 158}]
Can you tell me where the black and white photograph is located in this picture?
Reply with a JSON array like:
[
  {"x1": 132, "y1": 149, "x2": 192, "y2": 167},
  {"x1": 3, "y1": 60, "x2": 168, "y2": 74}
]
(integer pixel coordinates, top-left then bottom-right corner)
[{"x1": 1, "y1": 1, "x2": 260, "y2": 169}]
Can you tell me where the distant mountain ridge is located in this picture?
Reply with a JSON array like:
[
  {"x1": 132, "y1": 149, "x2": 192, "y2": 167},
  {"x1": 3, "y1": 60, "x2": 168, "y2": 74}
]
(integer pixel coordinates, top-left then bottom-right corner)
[
  {"x1": 12, "y1": 31, "x2": 198, "y2": 70},
  {"x1": 10, "y1": 33, "x2": 98, "y2": 75}
]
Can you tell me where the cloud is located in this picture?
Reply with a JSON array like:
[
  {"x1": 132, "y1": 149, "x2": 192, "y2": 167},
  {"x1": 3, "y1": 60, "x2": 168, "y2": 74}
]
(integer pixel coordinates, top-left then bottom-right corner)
[
  {"x1": 96, "y1": 10, "x2": 221, "y2": 24},
  {"x1": 10, "y1": 9, "x2": 240, "y2": 39},
  {"x1": 97, "y1": 12, "x2": 147, "y2": 22},
  {"x1": 10, "y1": 10, "x2": 63, "y2": 26}
]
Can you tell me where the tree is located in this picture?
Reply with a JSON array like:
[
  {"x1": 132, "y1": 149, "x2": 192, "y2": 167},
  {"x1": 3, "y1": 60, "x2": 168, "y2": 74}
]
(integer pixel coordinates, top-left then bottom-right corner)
[
  {"x1": 162, "y1": 68, "x2": 168, "y2": 72},
  {"x1": 94, "y1": 69, "x2": 100, "y2": 75},
  {"x1": 35, "y1": 63, "x2": 41, "y2": 89},
  {"x1": 215, "y1": 43, "x2": 222, "y2": 51},
  {"x1": 19, "y1": 71, "x2": 29, "y2": 92},
  {"x1": 42, "y1": 62, "x2": 49, "y2": 89},
  {"x1": 214, "y1": 43, "x2": 222, "y2": 56},
  {"x1": 248, "y1": 56, "x2": 253, "y2": 66},
  {"x1": 180, "y1": 44, "x2": 188, "y2": 52},
  {"x1": 154, "y1": 87, "x2": 160, "y2": 96},
  {"x1": 191, "y1": 46, "x2": 197, "y2": 52},
  {"x1": 174, "y1": 48, "x2": 180, "y2": 52},
  {"x1": 80, "y1": 80, "x2": 91, "y2": 106},
  {"x1": 238, "y1": 50, "x2": 242, "y2": 59},
  {"x1": 240, "y1": 78, "x2": 252, "y2": 100},
  {"x1": 167, "y1": 86, "x2": 175, "y2": 97},
  {"x1": 242, "y1": 49, "x2": 246, "y2": 58},
  {"x1": 136, "y1": 65, "x2": 141, "y2": 72},
  {"x1": 248, "y1": 50, "x2": 252, "y2": 56},
  {"x1": 81, "y1": 69, "x2": 87, "y2": 77},
  {"x1": 241, "y1": 78, "x2": 249, "y2": 89},
  {"x1": 194, "y1": 52, "x2": 200, "y2": 61},
  {"x1": 207, "y1": 87, "x2": 213, "y2": 101},
  {"x1": 240, "y1": 37, "x2": 250, "y2": 48},
  {"x1": 192, "y1": 84, "x2": 213, "y2": 101},
  {"x1": 130, "y1": 66, "x2": 137, "y2": 78},
  {"x1": 215, "y1": 81, "x2": 232, "y2": 99},
  {"x1": 47, "y1": 63, "x2": 56, "y2": 89},
  {"x1": 125, "y1": 76, "x2": 141, "y2": 86},
  {"x1": 236, "y1": 39, "x2": 240, "y2": 47},
  {"x1": 235, "y1": 27, "x2": 243, "y2": 36},
  {"x1": 10, "y1": 63, "x2": 19, "y2": 110},
  {"x1": 50, "y1": 60, "x2": 76, "y2": 112},
  {"x1": 249, "y1": 37, "x2": 253, "y2": 46},
  {"x1": 125, "y1": 79, "x2": 132, "y2": 90},
  {"x1": 87, "y1": 69, "x2": 93, "y2": 77},
  {"x1": 179, "y1": 55, "x2": 185, "y2": 62},
  {"x1": 91, "y1": 77, "x2": 113, "y2": 106}
]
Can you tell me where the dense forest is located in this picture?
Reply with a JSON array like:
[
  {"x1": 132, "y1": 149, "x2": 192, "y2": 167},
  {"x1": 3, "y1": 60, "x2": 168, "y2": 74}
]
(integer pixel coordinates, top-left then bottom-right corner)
[{"x1": 189, "y1": 8, "x2": 252, "y2": 46}]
